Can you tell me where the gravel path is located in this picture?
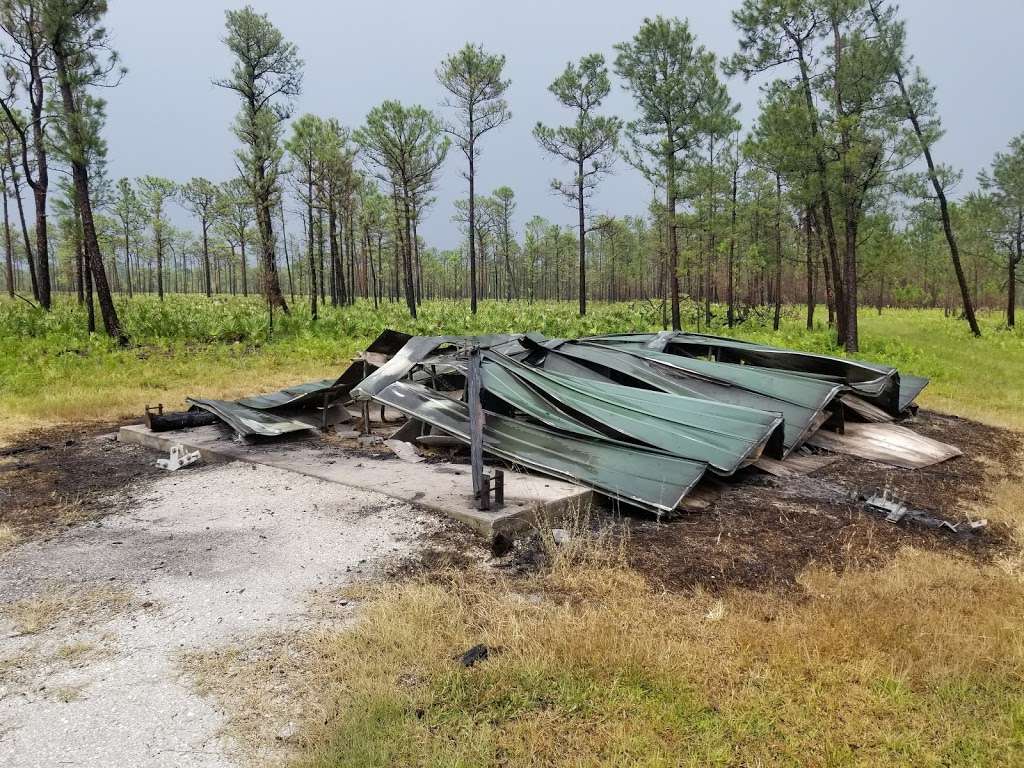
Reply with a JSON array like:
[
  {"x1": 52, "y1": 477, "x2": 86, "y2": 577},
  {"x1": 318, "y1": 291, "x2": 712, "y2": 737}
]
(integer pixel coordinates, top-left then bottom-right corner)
[{"x1": 0, "y1": 461, "x2": 435, "y2": 767}]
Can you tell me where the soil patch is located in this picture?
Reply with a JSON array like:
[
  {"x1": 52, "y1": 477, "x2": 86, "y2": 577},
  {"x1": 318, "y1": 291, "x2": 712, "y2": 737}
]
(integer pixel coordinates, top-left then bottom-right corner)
[{"x1": 627, "y1": 411, "x2": 1020, "y2": 592}]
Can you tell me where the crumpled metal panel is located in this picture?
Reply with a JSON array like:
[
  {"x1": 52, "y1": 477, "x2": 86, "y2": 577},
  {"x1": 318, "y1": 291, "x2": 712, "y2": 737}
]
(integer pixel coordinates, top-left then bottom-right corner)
[
  {"x1": 187, "y1": 397, "x2": 314, "y2": 438},
  {"x1": 353, "y1": 334, "x2": 520, "y2": 400},
  {"x1": 373, "y1": 381, "x2": 706, "y2": 516},
  {"x1": 531, "y1": 341, "x2": 836, "y2": 454},
  {"x1": 591, "y1": 344, "x2": 843, "y2": 452},
  {"x1": 479, "y1": 360, "x2": 609, "y2": 440},
  {"x1": 237, "y1": 379, "x2": 340, "y2": 411},
  {"x1": 898, "y1": 374, "x2": 929, "y2": 412},
  {"x1": 486, "y1": 352, "x2": 785, "y2": 474},
  {"x1": 586, "y1": 331, "x2": 926, "y2": 416}
]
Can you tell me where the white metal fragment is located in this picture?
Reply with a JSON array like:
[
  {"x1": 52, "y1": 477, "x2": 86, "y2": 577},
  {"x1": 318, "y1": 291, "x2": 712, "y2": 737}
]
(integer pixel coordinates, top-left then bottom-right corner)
[{"x1": 155, "y1": 444, "x2": 201, "y2": 471}]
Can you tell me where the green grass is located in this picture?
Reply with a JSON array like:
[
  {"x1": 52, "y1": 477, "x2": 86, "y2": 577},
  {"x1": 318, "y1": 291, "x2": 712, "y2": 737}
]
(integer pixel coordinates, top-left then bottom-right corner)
[{"x1": 1, "y1": 295, "x2": 1021, "y2": 441}]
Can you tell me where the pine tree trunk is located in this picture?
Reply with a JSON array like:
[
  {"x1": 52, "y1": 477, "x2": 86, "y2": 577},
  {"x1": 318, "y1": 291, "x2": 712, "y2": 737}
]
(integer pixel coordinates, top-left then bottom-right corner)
[
  {"x1": 328, "y1": 199, "x2": 340, "y2": 307},
  {"x1": 306, "y1": 183, "x2": 317, "y2": 319},
  {"x1": 28, "y1": 56, "x2": 51, "y2": 310},
  {"x1": 54, "y1": 53, "x2": 123, "y2": 342},
  {"x1": 727, "y1": 163, "x2": 737, "y2": 327},
  {"x1": 869, "y1": 3, "x2": 981, "y2": 337},
  {"x1": 280, "y1": 205, "x2": 294, "y2": 303},
  {"x1": 401, "y1": 187, "x2": 417, "y2": 318},
  {"x1": 578, "y1": 160, "x2": 586, "y2": 316},
  {"x1": 805, "y1": 208, "x2": 815, "y2": 330},
  {"x1": 468, "y1": 126, "x2": 478, "y2": 314},
  {"x1": 3, "y1": 137, "x2": 35, "y2": 299},
  {"x1": 666, "y1": 148, "x2": 681, "y2": 331},
  {"x1": 253, "y1": 160, "x2": 288, "y2": 313},
  {"x1": 2, "y1": 169, "x2": 12, "y2": 298},
  {"x1": 202, "y1": 220, "x2": 212, "y2": 296},
  {"x1": 795, "y1": 38, "x2": 845, "y2": 344},
  {"x1": 1010, "y1": 214, "x2": 1021, "y2": 329}
]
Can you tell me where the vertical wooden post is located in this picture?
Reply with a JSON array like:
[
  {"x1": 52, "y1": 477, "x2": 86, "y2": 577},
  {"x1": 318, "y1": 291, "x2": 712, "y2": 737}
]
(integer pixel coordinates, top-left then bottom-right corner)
[{"x1": 467, "y1": 346, "x2": 486, "y2": 507}]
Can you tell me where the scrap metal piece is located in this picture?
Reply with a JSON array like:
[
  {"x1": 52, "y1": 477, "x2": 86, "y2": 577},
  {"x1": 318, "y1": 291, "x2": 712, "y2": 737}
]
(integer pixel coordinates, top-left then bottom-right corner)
[
  {"x1": 863, "y1": 490, "x2": 986, "y2": 534},
  {"x1": 839, "y1": 393, "x2": 894, "y2": 423},
  {"x1": 383, "y1": 439, "x2": 424, "y2": 463},
  {"x1": 156, "y1": 444, "x2": 200, "y2": 471},
  {"x1": 237, "y1": 379, "x2": 343, "y2": 411},
  {"x1": 754, "y1": 453, "x2": 841, "y2": 478},
  {"x1": 353, "y1": 334, "x2": 519, "y2": 400},
  {"x1": 586, "y1": 331, "x2": 926, "y2": 417}
]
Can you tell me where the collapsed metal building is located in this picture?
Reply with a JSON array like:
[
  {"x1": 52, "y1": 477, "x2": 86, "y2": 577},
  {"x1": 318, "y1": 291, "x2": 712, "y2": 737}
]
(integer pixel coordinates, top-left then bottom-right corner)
[{"x1": 161, "y1": 329, "x2": 960, "y2": 518}]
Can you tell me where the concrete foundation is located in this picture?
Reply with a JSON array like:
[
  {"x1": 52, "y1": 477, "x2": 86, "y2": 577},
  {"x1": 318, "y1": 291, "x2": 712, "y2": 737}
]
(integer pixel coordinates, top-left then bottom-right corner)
[{"x1": 119, "y1": 424, "x2": 592, "y2": 536}]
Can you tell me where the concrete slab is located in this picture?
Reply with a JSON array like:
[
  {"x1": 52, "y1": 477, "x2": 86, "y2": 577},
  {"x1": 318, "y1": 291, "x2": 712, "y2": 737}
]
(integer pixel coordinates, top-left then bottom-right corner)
[{"x1": 119, "y1": 424, "x2": 592, "y2": 536}]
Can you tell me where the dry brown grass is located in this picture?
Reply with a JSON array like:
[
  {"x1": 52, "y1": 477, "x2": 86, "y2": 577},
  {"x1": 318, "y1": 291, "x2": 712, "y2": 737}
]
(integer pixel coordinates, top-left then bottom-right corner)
[
  {"x1": 1, "y1": 584, "x2": 133, "y2": 635},
  {"x1": 276, "y1": 545, "x2": 1024, "y2": 767},
  {"x1": 0, "y1": 522, "x2": 20, "y2": 553}
]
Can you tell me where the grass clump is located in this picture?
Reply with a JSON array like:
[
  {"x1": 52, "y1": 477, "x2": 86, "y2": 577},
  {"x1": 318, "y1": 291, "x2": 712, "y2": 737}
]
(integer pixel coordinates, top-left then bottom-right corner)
[
  {"x1": 0, "y1": 522, "x2": 20, "y2": 553},
  {"x1": 1, "y1": 584, "x2": 133, "y2": 635}
]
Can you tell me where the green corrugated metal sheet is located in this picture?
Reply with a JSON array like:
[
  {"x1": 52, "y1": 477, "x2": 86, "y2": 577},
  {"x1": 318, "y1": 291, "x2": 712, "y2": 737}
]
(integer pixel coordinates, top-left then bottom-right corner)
[
  {"x1": 353, "y1": 334, "x2": 519, "y2": 399},
  {"x1": 237, "y1": 379, "x2": 339, "y2": 411},
  {"x1": 485, "y1": 352, "x2": 785, "y2": 474},
  {"x1": 529, "y1": 341, "x2": 837, "y2": 453},
  {"x1": 479, "y1": 360, "x2": 609, "y2": 440},
  {"x1": 585, "y1": 331, "x2": 926, "y2": 416},
  {"x1": 374, "y1": 381, "x2": 707, "y2": 516},
  {"x1": 187, "y1": 397, "x2": 314, "y2": 438}
]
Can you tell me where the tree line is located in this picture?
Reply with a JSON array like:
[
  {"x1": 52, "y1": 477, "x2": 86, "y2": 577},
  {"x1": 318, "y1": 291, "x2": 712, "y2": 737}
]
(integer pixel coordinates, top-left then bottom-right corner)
[{"x1": 1, "y1": 1, "x2": 1021, "y2": 351}]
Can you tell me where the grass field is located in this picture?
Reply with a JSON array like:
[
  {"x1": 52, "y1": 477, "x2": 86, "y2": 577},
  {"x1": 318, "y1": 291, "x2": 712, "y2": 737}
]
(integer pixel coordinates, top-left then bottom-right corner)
[
  {"x1": 4, "y1": 295, "x2": 1024, "y2": 766},
  {"x1": 2, "y1": 295, "x2": 1022, "y2": 441}
]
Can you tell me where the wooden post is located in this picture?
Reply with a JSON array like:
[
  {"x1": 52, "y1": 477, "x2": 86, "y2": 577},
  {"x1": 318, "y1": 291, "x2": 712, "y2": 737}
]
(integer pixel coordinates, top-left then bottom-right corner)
[{"x1": 467, "y1": 346, "x2": 486, "y2": 508}]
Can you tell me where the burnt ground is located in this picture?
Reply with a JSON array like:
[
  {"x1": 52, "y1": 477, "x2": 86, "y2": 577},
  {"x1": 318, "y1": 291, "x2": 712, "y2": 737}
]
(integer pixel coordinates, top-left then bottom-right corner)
[
  {"x1": 625, "y1": 410, "x2": 1022, "y2": 592},
  {"x1": 2, "y1": 411, "x2": 1020, "y2": 595},
  {"x1": 0, "y1": 421, "x2": 170, "y2": 537}
]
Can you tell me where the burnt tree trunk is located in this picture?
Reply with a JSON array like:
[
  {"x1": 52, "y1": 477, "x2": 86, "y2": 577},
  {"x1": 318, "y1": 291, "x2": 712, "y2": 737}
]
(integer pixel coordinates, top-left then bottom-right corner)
[
  {"x1": 727, "y1": 162, "x2": 737, "y2": 327},
  {"x1": 306, "y1": 181, "x2": 317, "y2": 318}
]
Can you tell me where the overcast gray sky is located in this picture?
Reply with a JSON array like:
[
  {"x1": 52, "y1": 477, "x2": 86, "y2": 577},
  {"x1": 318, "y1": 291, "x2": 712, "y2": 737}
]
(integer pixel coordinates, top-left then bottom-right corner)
[{"x1": 102, "y1": 1, "x2": 1023, "y2": 248}]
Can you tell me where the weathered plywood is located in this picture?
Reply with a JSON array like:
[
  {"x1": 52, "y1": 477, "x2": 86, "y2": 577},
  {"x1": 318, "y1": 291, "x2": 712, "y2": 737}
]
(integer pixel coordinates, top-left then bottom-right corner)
[
  {"x1": 806, "y1": 423, "x2": 962, "y2": 469},
  {"x1": 755, "y1": 453, "x2": 841, "y2": 478}
]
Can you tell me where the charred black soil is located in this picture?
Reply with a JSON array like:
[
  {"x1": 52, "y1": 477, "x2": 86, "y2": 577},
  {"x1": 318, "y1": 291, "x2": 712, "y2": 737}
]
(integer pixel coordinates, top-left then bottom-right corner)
[
  {"x1": 626, "y1": 411, "x2": 1021, "y2": 592},
  {"x1": 0, "y1": 422, "x2": 170, "y2": 538}
]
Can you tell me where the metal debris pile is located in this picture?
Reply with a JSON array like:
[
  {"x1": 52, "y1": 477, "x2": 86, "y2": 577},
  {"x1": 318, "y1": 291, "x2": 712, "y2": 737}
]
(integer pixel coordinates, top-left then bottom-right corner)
[{"x1": 156, "y1": 328, "x2": 965, "y2": 520}]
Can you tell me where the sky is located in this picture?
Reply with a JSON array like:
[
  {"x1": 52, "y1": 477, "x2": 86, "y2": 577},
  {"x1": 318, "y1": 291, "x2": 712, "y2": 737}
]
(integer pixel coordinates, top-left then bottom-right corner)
[{"x1": 101, "y1": 0, "x2": 1024, "y2": 248}]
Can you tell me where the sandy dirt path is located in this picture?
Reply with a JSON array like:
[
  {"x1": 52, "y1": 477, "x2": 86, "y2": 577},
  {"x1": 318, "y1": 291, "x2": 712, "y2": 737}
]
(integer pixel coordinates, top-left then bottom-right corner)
[{"x1": 0, "y1": 460, "x2": 436, "y2": 767}]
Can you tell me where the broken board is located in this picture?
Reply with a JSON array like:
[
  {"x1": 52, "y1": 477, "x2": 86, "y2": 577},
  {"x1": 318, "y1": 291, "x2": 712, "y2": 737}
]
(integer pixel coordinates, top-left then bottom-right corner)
[
  {"x1": 754, "y1": 453, "x2": 841, "y2": 478},
  {"x1": 806, "y1": 422, "x2": 962, "y2": 469}
]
